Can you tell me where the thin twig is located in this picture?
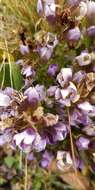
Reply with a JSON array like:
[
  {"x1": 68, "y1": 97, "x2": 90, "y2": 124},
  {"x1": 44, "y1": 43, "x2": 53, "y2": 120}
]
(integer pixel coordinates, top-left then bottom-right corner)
[{"x1": 67, "y1": 108, "x2": 77, "y2": 174}]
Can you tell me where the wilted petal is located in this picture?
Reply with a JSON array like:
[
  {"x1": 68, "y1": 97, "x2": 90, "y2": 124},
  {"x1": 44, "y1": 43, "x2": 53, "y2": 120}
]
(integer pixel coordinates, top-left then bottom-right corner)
[
  {"x1": 57, "y1": 68, "x2": 72, "y2": 87},
  {"x1": 82, "y1": 125, "x2": 95, "y2": 136},
  {"x1": 43, "y1": 113, "x2": 59, "y2": 127},
  {"x1": 57, "y1": 151, "x2": 72, "y2": 171},
  {"x1": 86, "y1": 72, "x2": 95, "y2": 92},
  {"x1": 75, "y1": 52, "x2": 92, "y2": 66},
  {"x1": 73, "y1": 70, "x2": 86, "y2": 84}
]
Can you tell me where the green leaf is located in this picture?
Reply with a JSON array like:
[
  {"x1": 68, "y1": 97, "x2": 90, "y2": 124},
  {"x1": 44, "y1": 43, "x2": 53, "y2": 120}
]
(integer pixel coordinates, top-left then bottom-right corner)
[
  {"x1": 4, "y1": 156, "x2": 15, "y2": 168},
  {"x1": 11, "y1": 62, "x2": 23, "y2": 90},
  {"x1": 0, "y1": 177, "x2": 6, "y2": 185}
]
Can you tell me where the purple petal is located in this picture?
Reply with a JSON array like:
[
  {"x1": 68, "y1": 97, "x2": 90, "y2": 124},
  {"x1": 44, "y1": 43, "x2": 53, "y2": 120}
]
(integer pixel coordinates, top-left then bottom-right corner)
[
  {"x1": 47, "y1": 64, "x2": 59, "y2": 77},
  {"x1": 66, "y1": 27, "x2": 81, "y2": 41},
  {"x1": 41, "y1": 151, "x2": 53, "y2": 168},
  {"x1": 87, "y1": 26, "x2": 95, "y2": 37},
  {"x1": 76, "y1": 136, "x2": 90, "y2": 150}
]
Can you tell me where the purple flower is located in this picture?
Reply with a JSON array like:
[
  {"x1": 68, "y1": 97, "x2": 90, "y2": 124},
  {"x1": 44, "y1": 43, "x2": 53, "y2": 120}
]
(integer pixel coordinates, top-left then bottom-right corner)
[
  {"x1": 47, "y1": 64, "x2": 59, "y2": 77},
  {"x1": 87, "y1": 26, "x2": 95, "y2": 37},
  {"x1": 35, "y1": 85, "x2": 46, "y2": 101},
  {"x1": 57, "y1": 68, "x2": 72, "y2": 87},
  {"x1": 20, "y1": 44, "x2": 29, "y2": 55},
  {"x1": 42, "y1": 122, "x2": 67, "y2": 145},
  {"x1": 53, "y1": 122, "x2": 68, "y2": 141},
  {"x1": 55, "y1": 82, "x2": 80, "y2": 107},
  {"x1": 44, "y1": 0, "x2": 56, "y2": 24},
  {"x1": 66, "y1": 27, "x2": 81, "y2": 42},
  {"x1": 21, "y1": 66, "x2": 36, "y2": 78},
  {"x1": 76, "y1": 136, "x2": 90, "y2": 150},
  {"x1": 38, "y1": 46, "x2": 53, "y2": 60},
  {"x1": 4, "y1": 87, "x2": 14, "y2": 97},
  {"x1": 47, "y1": 86, "x2": 58, "y2": 97},
  {"x1": 71, "y1": 108, "x2": 91, "y2": 127},
  {"x1": 36, "y1": 33, "x2": 58, "y2": 60},
  {"x1": 24, "y1": 87, "x2": 39, "y2": 105},
  {"x1": 75, "y1": 52, "x2": 92, "y2": 66},
  {"x1": 13, "y1": 128, "x2": 36, "y2": 149},
  {"x1": 40, "y1": 151, "x2": 53, "y2": 168},
  {"x1": 13, "y1": 128, "x2": 46, "y2": 153}
]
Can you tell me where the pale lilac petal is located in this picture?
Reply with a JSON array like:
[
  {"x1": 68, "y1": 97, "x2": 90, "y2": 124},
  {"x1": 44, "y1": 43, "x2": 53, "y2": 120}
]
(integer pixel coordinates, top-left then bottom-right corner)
[
  {"x1": 37, "y1": 0, "x2": 43, "y2": 16},
  {"x1": 20, "y1": 45, "x2": 29, "y2": 55},
  {"x1": 78, "y1": 101, "x2": 94, "y2": 112},
  {"x1": 76, "y1": 136, "x2": 90, "y2": 150},
  {"x1": 0, "y1": 93, "x2": 11, "y2": 107},
  {"x1": 66, "y1": 27, "x2": 81, "y2": 41},
  {"x1": 47, "y1": 86, "x2": 57, "y2": 96}
]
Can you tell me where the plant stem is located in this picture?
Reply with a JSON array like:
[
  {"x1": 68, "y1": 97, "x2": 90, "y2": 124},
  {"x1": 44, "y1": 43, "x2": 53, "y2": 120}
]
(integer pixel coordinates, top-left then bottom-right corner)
[
  {"x1": 67, "y1": 108, "x2": 77, "y2": 174},
  {"x1": 24, "y1": 155, "x2": 28, "y2": 190},
  {"x1": 19, "y1": 150, "x2": 23, "y2": 170}
]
